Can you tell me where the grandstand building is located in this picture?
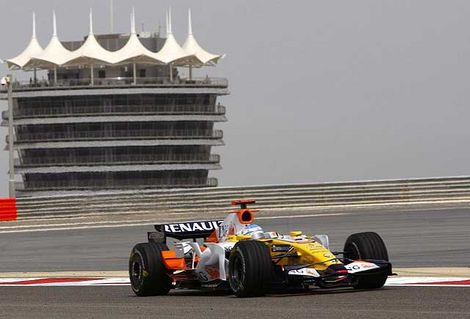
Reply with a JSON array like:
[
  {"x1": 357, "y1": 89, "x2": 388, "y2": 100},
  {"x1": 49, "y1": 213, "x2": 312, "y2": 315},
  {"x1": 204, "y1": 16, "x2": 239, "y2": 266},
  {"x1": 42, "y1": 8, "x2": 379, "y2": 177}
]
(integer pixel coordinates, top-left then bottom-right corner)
[{"x1": 0, "y1": 10, "x2": 228, "y2": 196}]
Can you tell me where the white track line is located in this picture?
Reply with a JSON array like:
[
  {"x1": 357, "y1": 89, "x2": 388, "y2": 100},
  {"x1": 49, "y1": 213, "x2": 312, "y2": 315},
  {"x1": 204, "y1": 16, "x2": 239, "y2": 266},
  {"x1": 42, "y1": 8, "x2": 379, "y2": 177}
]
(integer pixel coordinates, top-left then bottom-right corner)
[
  {"x1": 256, "y1": 213, "x2": 347, "y2": 220},
  {"x1": 0, "y1": 276, "x2": 468, "y2": 287},
  {"x1": 0, "y1": 213, "x2": 350, "y2": 234},
  {"x1": 0, "y1": 277, "x2": 129, "y2": 286},
  {"x1": 0, "y1": 218, "x2": 166, "y2": 230},
  {"x1": 386, "y1": 277, "x2": 470, "y2": 287}
]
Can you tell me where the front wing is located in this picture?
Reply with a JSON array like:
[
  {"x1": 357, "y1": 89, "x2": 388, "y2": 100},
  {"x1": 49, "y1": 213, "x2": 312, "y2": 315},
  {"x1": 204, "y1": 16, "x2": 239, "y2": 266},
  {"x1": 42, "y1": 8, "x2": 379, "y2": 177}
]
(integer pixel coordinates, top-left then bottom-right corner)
[{"x1": 280, "y1": 259, "x2": 392, "y2": 288}]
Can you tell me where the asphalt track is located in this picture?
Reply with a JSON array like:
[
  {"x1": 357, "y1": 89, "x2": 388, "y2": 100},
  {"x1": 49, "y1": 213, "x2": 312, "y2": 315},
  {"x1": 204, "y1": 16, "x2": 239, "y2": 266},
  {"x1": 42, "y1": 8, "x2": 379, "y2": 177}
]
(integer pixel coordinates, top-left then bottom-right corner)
[
  {"x1": 0, "y1": 286, "x2": 468, "y2": 319},
  {"x1": 0, "y1": 207, "x2": 468, "y2": 318},
  {"x1": 0, "y1": 207, "x2": 468, "y2": 271}
]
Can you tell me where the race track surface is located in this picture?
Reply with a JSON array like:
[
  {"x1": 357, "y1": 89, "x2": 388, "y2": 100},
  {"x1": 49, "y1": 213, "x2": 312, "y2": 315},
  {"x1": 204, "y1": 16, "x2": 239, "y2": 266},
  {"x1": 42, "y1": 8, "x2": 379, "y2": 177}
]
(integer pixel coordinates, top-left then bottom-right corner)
[
  {"x1": 0, "y1": 286, "x2": 468, "y2": 319},
  {"x1": 0, "y1": 206, "x2": 469, "y2": 318},
  {"x1": 0, "y1": 207, "x2": 468, "y2": 271}
]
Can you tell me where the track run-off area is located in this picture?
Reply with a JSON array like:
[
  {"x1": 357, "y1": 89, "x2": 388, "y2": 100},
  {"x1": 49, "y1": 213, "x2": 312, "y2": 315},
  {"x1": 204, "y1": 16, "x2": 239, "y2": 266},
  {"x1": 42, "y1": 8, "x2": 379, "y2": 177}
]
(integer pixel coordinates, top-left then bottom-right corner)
[{"x1": 0, "y1": 206, "x2": 468, "y2": 318}]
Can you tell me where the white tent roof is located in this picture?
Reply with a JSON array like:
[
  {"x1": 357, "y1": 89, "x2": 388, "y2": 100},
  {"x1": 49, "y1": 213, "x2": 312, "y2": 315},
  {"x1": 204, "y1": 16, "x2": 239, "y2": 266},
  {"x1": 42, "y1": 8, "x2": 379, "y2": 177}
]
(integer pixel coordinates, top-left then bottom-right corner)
[
  {"x1": 182, "y1": 9, "x2": 224, "y2": 66},
  {"x1": 6, "y1": 13, "x2": 44, "y2": 69},
  {"x1": 112, "y1": 9, "x2": 165, "y2": 65},
  {"x1": 23, "y1": 11, "x2": 74, "y2": 69},
  {"x1": 6, "y1": 9, "x2": 224, "y2": 70},
  {"x1": 64, "y1": 10, "x2": 116, "y2": 66},
  {"x1": 156, "y1": 8, "x2": 202, "y2": 65}
]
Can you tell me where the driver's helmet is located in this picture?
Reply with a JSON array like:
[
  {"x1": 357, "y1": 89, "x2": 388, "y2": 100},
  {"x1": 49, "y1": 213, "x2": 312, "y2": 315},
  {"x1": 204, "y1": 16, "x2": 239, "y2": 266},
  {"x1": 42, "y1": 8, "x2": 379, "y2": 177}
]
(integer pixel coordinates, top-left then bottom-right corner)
[{"x1": 241, "y1": 224, "x2": 265, "y2": 239}]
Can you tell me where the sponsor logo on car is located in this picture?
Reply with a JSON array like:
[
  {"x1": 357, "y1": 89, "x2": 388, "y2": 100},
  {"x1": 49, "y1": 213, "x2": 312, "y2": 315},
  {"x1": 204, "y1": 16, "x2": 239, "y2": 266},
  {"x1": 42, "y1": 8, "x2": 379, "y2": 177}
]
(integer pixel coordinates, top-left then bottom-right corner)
[
  {"x1": 163, "y1": 221, "x2": 222, "y2": 233},
  {"x1": 345, "y1": 261, "x2": 380, "y2": 273},
  {"x1": 272, "y1": 245, "x2": 292, "y2": 253},
  {"x1": 288, "y1": 268, "x2": 320, "y2": 277}
]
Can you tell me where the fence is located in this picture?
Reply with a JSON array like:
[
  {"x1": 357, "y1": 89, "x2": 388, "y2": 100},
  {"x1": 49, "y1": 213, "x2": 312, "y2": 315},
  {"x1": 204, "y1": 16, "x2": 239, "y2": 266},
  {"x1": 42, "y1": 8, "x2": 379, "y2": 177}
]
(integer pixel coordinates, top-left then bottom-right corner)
[
  {"x1": 21, "y1": 177, "x2": 219, "y2": 191},
  {"x1": 13, "y1": 176, "x2": 470, "y2": 219},
  {"x1": 1, "y1": 77, "x2": 229, "y2": 92},
  {"x1": 5, "y1": 104, "x2": 226, "y2": 119},
  {"x1": 18, "y1": 154, "x2": 220, "y2": 166},
  {"x1": 11, "y1": 129, "x2": 223, "y2": 143}
]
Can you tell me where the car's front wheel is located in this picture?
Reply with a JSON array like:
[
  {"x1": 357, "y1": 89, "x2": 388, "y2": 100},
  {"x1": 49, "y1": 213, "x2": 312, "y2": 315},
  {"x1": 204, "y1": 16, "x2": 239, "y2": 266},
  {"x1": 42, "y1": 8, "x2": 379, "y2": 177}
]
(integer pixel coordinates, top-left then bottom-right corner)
[
  {"x1": 228, "y1": 240, "x2": 273, "y2": 297},
  {"x1": 343, "y1": 232, "x2": 389, "y2": 289}
]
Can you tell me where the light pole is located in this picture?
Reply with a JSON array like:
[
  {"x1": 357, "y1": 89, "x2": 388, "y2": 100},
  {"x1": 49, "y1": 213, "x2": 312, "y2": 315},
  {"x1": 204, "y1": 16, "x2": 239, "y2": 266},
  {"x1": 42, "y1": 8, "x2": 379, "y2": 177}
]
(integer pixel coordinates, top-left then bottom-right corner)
[{"x1": 1, "y1": 75, "x2": 15, "y2": 198}]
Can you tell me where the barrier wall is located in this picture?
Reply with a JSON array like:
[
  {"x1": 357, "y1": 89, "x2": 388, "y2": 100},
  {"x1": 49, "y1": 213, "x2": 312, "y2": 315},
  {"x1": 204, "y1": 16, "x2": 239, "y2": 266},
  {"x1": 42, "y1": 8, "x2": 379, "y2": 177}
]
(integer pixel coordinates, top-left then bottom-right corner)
[{"x1": 14, "y1": 176, "x2": 470, "y2": 219}]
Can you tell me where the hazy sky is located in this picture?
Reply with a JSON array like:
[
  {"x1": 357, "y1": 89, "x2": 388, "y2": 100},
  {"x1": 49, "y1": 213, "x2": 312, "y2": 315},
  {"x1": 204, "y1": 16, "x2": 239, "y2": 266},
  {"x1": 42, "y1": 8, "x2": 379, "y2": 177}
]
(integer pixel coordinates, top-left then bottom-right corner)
[{"x1": 1, "y1": 0, "x2": 470, "y2": 196}]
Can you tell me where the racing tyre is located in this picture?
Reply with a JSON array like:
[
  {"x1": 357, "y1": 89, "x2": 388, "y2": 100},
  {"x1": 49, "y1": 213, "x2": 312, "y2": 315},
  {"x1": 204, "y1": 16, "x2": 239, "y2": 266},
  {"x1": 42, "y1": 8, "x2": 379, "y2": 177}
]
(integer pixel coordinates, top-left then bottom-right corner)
[
  {"x1": 129, "y1": 242, "x2": 172, "y2": 296},
  {"x1": 228, "y1": 240, "x2": 273, "y2": 297},
  {"x1": 343, "y1": 232, "x2": 389, "y2": 289}
]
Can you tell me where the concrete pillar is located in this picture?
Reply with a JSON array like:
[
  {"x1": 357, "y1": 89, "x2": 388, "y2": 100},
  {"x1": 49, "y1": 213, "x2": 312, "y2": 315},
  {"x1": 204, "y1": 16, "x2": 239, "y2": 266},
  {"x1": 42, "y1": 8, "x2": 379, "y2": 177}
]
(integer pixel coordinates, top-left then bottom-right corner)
[
  {"x1": 7, "y1": 76, "x2": 15, "y2": 198},
  {"x1": 54, "y1": 66, "x2": 57, "y2": 85},
  {"x1": 90, "y1": 64, "x2": 94, "y2": 86},
  {"x1": 169, "y1": 63, "x2": 173, "y2": 82},
  {"x1": 133, "y1": 62, "x2": 137, "y2": 85}
]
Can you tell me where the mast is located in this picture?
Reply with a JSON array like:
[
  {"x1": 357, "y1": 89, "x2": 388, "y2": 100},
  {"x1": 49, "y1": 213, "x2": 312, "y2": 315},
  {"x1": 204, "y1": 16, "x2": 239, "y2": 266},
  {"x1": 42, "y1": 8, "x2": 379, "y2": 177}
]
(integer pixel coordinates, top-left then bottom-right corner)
[{"x1": 110, "y1": 0, "x2": 114, "y2": 33}]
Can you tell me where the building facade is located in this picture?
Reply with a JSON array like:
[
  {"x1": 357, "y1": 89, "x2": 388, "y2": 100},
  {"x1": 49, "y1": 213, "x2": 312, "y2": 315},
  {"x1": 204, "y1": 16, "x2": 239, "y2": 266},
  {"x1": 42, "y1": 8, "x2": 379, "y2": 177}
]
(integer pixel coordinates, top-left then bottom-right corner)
[{"x1": 1, "y1": 11, "x2": 228, "y2": 196}]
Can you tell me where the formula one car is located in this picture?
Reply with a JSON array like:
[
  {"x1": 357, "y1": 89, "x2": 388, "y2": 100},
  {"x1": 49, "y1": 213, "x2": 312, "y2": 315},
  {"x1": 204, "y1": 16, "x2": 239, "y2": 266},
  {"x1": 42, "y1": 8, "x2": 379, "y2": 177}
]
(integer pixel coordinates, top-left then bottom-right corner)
[{"x1": 129, "y1": 200, "x2": 392, "y2": 297}]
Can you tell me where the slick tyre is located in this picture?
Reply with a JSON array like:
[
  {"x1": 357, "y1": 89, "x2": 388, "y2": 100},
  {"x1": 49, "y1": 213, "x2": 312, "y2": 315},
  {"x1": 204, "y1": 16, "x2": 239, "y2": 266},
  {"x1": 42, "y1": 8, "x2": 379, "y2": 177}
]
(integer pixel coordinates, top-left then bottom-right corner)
[
  {"x1": 228, "y1": 240, "x2": 273, "y2": 297},
  {"x1": 129, "y1": 242, "x2": 172, "y2": 296},
  {"x1": 344, "y1": 232, "x2": 389, "y2": 289}
]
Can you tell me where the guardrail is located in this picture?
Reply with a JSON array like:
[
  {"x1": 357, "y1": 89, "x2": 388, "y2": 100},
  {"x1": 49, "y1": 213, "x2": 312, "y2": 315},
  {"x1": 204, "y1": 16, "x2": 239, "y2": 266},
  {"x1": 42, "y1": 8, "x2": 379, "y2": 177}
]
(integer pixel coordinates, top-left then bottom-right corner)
[
  {"x1": 13, "y1": 176, "x2": 470, "y2": 219},
  {"x1": 20, "y1": 177, "x2": 219, "y2": 191},
  {"x1": 17, "y1": 154, "x2": 220, "y2": 166},
  {"x1": 10, "y1": 129, "x2": 224, "y2": 143},
  {"x1": 0, "y1": 77, "x2": 229, "y2": 92},
  {"x1": 4, "y1": 104, "x2": 226, "y2": 119}
]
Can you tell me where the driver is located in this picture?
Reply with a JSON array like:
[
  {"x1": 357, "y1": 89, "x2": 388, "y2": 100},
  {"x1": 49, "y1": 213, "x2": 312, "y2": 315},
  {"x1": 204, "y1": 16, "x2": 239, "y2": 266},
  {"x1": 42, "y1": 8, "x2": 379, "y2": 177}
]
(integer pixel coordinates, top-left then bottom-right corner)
[{"x1": 241, "y1": 224, "x2": 265, "y2": 239}]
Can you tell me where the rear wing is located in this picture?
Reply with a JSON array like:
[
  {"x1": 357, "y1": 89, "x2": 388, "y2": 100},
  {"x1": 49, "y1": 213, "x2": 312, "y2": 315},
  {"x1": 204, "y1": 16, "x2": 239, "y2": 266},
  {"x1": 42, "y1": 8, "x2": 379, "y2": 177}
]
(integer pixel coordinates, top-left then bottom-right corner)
[{"x1": 149, "y1": 220, "x2": 223, "y2": 242}]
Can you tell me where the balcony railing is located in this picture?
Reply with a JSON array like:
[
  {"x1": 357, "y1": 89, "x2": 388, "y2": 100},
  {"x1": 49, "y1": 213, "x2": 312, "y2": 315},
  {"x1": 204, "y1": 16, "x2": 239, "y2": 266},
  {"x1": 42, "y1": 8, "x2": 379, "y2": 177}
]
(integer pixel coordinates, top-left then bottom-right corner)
[
  {"x1": 11, "y1": 129, "x2": 223, "y2": 143},
  {"x1": 21, "y1": 177, "x2": 218, "y2": 190},
  {"x1": 0, "y1": 77, "x2": 228, "y2": 92},
  {"x1": 7, "y1": 104, "x2": 226, "y2": 119},
  {"x1": 17, "y1": 154, "x2": 221, "y2": 166}
]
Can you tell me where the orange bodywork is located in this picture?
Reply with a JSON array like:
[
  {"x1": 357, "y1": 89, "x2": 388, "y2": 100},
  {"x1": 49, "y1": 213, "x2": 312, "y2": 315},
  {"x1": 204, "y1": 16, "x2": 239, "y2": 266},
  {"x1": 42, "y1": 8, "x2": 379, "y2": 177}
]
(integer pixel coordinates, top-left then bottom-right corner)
[
  {"x1": 161, "y1": 251, "x2": 185, "y2": 270},
  {"x1": 161, "y1": 246, "x2": 208, "y2": 270},
  {"x1": 236, "y1": 209, "x2": 256, "y2": 224},
  {"x1": 206, "y1": 230, "x2": 218, "y2": 243},
  {"x1": 231, "y1": 200, "x2": 257, "y2": 225}
]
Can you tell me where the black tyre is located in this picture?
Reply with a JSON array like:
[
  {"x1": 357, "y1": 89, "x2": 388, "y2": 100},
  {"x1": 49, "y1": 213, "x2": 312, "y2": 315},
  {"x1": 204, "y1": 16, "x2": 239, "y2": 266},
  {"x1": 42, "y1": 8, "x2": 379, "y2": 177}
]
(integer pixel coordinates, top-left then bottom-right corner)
[
  {"x1": 228, "y1": 240, "x2": 273, "y2": 297},
  {"x1": 129, "y1": 242, "x2": 172, "y2": 296},
  {"x1": 343, "y1": 232, "x2": 389, "y2": 289}
]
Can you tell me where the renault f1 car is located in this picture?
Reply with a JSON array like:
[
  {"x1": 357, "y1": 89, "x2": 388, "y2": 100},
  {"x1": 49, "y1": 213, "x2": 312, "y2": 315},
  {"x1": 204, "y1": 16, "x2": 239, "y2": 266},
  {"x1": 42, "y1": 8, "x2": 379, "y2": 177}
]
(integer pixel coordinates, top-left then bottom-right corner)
[{"x1": 129, "y1": 200, "x2": 393, "y2": 297}]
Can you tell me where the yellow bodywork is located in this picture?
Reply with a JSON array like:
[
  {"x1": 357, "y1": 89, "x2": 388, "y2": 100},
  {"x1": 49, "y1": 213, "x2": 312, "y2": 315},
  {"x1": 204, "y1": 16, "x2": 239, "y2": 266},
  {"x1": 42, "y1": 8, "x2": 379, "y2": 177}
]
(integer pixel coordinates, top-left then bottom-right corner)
[
  {"x1": 265, "y1": 239, "x2": 342, "y2": 271},
  {"x1": 229, "y1": 232, "x2": 343, "y2": 271}
]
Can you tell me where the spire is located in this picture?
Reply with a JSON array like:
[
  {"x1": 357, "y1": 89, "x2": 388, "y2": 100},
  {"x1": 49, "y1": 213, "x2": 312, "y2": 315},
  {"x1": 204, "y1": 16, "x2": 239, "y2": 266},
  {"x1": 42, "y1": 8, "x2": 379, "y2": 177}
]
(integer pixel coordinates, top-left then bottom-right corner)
[
  {"x1": 32, "y1": 12, "x2": 37, "y2": 38},
  {"x1": 165, "y1": 10, "x2": 169, "y2": 35},
  {"x1": 89, "y1": 8, "x2": 94, "y2": 35},
  {"x1": 182, "y1": 8, "x2": 224, "y2": 66},
  {"x1": 6, "y1": 11, "x2": 44, "y2": 69},
  {"x1": 110, "y1": 0, "x2": 114, "y2": 33},
  {"x1": 168, "y1": 7, "x2": 172, "y2": 34},
  {"x1": 52, "y1": 10, "x2": 57, "y2": 37},
  {"x1": 188, "y1": 9, "x2": 193, "y2": 35},
  {"x1": 131, "y1": 7, "x2": 136, "y2": 34}
]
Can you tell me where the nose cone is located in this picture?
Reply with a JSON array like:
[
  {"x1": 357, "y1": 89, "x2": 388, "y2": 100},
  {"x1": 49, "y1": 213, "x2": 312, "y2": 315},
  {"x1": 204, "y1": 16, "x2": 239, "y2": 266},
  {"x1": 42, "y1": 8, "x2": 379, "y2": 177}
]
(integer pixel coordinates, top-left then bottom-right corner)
[{"x1": 322, "y1": 264, "x2": 349, "y2": 280}]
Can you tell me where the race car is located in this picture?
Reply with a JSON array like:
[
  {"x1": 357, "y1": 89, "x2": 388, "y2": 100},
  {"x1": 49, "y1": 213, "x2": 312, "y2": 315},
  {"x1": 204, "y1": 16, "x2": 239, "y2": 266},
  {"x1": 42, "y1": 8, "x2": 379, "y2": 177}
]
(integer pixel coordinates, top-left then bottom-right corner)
[{"x1": 129, "y1": 199, "x2": 393, "y2": 297}]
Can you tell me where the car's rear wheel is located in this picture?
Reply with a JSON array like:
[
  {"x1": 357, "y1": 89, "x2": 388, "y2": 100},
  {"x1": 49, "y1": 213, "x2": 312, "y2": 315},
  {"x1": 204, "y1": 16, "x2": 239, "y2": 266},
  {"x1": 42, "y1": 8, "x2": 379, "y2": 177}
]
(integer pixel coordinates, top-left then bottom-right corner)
[
  {"x1": 343, "y1": 232, "x2": 389, "y2": 289},
  {"x1": 129, "y1": 242, "x2": 172, "y2": 296},
  {"x1": 228, "y1": 240, "x2": 273, "y2": 297}
]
